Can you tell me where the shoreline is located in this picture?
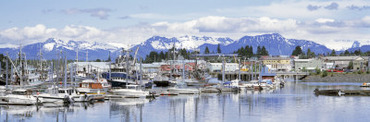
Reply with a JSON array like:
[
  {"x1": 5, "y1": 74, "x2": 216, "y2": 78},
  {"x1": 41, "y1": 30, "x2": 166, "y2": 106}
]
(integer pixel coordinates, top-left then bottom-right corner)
[{"x1": 302, "y1": 73, "x2": 370, "y2": 82}]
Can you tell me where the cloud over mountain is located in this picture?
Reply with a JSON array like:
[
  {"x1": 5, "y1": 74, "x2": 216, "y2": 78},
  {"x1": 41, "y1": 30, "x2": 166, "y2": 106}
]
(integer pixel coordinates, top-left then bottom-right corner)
[{"x1": 1, "y1": 15, "x2": 370, "y2": 50}]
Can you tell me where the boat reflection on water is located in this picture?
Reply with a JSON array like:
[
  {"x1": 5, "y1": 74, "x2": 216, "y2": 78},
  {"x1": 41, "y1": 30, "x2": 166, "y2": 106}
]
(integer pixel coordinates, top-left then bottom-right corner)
[
  {"x1": 0, "y1": 102, "x2": 96, "y2": 121},
  {"x1": 4, "y1": 81, "x2": 370, "y2": 121},
  {"x1": 109, "y1": 98, "x2": 153, "y2": 122}
]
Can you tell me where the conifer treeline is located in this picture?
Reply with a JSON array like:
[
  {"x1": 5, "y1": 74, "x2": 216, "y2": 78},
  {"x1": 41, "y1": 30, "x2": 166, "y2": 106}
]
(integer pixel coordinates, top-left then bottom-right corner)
[
  {"x1": 143, "y1": 47, "x2": 192, "y2": 63},
  {"x1": 232, "y1": 45, "x2": 269, "y2": 58}
]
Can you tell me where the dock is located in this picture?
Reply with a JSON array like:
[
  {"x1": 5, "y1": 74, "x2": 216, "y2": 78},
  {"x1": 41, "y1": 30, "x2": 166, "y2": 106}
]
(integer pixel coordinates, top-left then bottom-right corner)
[{"x1": 314, "y1": 88, "x2": 370, "y2": 96}]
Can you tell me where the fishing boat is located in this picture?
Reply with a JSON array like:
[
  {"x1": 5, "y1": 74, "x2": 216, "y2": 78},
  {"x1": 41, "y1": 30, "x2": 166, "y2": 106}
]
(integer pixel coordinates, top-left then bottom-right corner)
[
  {"x1": 0, "y1": 89, "x2": 43, "y2": 105},
  {"x1": 102, "y1": 49, "x2": 138, "y2": 88},
  {"x1": 153, "y1": 74, "x2": 175, "y2": 87}
]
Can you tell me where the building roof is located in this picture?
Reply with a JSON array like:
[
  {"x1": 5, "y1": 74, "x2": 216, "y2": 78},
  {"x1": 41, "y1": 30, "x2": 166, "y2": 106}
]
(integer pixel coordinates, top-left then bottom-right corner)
[
  {"x1": 320, "y1": 56, "x2": 364, "y2": 61},
  {"x1": 260, "y1": 56, "x2": 290, "y2": 60},
  {"x1": 72, "y1": 62, "x2": 110, "y2": 69}
]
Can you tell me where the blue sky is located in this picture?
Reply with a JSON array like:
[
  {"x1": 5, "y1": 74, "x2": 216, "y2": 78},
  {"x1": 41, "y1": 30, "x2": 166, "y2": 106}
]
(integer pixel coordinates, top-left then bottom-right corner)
[{"x1": 1, "y1": 0, "x2": 370, "y2": 50}]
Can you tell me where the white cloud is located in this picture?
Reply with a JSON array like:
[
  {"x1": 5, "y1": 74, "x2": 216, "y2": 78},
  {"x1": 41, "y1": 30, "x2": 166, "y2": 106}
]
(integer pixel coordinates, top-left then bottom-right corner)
[
  {"x1": 62, "y1": 8, "x2": 112, "y2": 20},
  {"x1": 315, "y1": 18, "x2": 335, "y2": 23},
  {"x1": 1, "y1": 15, "x2": 370, "y2": 50}
]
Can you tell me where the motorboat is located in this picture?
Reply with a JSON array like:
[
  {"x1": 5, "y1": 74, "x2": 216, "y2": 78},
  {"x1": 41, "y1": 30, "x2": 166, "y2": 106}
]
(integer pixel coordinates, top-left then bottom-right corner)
[
  {"x1": 76, "y1": 78, "x2": 110, "y2": 95},
  {"x1": 223, "y1": 79, "x2": 239, "y2": 88},
  {"x1": 360, "y1": 82, "x2": 370, "y2": 87},
  {"x1": 153, "y1": 74, "x2": 175, "y2": 87},
  {"x1": 167, "y1": 87, "x2": 200, "y2": 94},
  {"x1": 0, "y1": 89, "x2": 43, "y2": 105},
  {"x1": 35, "y1": 86, "x2": 74, "y2": 103},
  {"x1": 109, "y1": 85, "x2": 152, "y2": 98},
  {"x1": 239, "y1": 80, "x2": 274, "y2": 90}
]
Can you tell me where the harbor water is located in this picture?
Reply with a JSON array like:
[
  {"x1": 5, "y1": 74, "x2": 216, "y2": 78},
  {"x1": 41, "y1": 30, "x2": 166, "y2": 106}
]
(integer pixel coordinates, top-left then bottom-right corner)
[{"x1": 1, "y1": 81, "x2": 370, "y2": 122}]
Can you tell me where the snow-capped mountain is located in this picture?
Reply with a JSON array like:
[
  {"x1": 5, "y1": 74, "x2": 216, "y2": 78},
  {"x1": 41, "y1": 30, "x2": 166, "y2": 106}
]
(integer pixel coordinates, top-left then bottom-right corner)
[
  {"x1": 0, "y1": 38, "x2": 119, "y2": 60},
  {"x1": 0, "y1": 33, "x2": 340, "y2": 60},
  {"x1": 198, "y1": 33, "x2": 331, "y2": 55},
  {"x1": 129, "y1": 35, "x2": 234, "y2": 58},
  {"x1": 351, "y1": 41, "x2": 361, "y2": 49},
  {"x1": 346, "y1": 41, "x2": 370, "y2": 52}
]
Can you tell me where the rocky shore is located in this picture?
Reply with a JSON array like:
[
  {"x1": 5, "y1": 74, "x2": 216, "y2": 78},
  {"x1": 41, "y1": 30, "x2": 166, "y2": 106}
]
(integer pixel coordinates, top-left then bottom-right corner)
[{"x1": 302, "y1": 73, "x2": 370, "y2": 82}]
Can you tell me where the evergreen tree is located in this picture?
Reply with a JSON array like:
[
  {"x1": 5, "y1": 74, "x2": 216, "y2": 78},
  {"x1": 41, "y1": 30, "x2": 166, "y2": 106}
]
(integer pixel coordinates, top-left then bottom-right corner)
[
  {"x1": 330, "y1": 49, "x2": 336, "y2": 56},
  {"x1": 347, "y1": 61, "x2": 353, "y2": 69},
  {"x1": 204, "y1": 46, "x2": 210, "y2": 54},
  {"x1": 217, "y1": 44, "x2": 221, "y2": 53},
  {"x1": 248, "y1": 46, "x2": 253, "y2": 58},
  {"x1": 292, "y1": 46, "x2": 303, "y2": 56},
  {"x1": 354, "y1": 49, "x2": 362, "y2": 56},
  {"x1": 261, "y1": 46, "x2": 269, "y2": 56},
  {"x1": 344, "y1": 50, "x2": 350, "y2": 56},
  {"x1": 306, "y1": 48, "x2": 315, "y2": 58},
  {"x1": 159, "y1": 51, "x2": 165, "y2": 61},
  {"x1": 257, "y1": 46, "x2": 261, "y2": 56},
  {"x1": 106, "y1": 52, "x2": 111, "y2": 62}
]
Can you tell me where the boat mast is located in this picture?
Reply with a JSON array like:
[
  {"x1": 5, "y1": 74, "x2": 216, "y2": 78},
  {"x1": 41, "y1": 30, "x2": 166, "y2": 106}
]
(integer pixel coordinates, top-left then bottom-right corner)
[
  {"x1": 238, "y1": 58, "x2": 241, "y2": 81},
  {"x1": 5, "y1": 56, "x2": 8, "y2": 89},
  {"x1": 125, "y1": 49, "x2": 130, "y2": 88},
  {"x1": 182, "y1": 58, "x2": 185, "y2": 83},
  {"x1": 64, "y1": 56, "x2": 67, "y2": 88},
  {"x1": 19, "y1": 45, "x2": 24, "y2": 87},
  {"x1": 140, "y1": 58, "x2": 143, "y2": 86},
  {"x1": 221, "y1": 56, "x2": 225, "y2": 88}
]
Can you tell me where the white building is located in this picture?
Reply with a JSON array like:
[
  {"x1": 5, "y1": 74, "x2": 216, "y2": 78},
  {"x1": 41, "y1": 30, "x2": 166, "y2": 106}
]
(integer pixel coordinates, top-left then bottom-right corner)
[
  {"x1": 294, "y1": 58, "x2": 324, "y2": 72},
  {"x1": 207, "y1": 63, "x2": 239, "y2": 72}
]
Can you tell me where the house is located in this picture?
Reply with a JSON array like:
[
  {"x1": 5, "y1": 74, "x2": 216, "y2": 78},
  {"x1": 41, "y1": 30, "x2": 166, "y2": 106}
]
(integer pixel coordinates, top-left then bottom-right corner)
[
  {"x1": 293, "y1": 58, "x2": 324, "y2": 72},
  {"x1": 260, "y1": 56, "x2": 291, "y2": 72},
  {"x1": 320, "y1": 56, "x2": 367, "y2": 71}
]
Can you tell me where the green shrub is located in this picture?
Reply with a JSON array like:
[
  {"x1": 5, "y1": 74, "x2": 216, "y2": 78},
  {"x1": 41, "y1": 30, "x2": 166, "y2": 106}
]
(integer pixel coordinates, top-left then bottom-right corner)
[
  {"x1": 358, "y1": 70, "x2": 363, "y2": 74},
  {"x1": 322, "y1": 71, "x2": 328, "y2": 77},
  {"x1": 315, "y1": 67, "x2": 321, "y2": 75}
]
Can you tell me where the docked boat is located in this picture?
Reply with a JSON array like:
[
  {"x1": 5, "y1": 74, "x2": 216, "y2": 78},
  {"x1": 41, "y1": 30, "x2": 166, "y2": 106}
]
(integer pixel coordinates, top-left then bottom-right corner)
[
  {"x1": 360, "y1": 82, "x2": 370, "y2": 87},
  {"x1": 184, "y1": 79, "x2": 206, "y2": 86},
  {"x1": 167, "y1": 87, "x2": 200, "y2": 94},
  {"x1": 153, "y1": 74, "x2": 175, "y2": 87},
  {"x1": 223, "y1": 79, "x2": 239, "y2": 88},
  {"x1": 0, "y1": 89, "x2": 43, "y2": 105},
  {"x1": 76, "y1": 78, "x2": 110, "y2": 95},
  {"x1": 35, "y1": 86, "x2": 74, "y2": 103},
  {"x1": 109, "y1": 85, "x2": 152, "y2": 98},
  {"x1": 239, "y1": 80, "x2": 274, "y2": 90},
  {"x1": 102, "y1": 50, "x2": 138, "y2": 88}
]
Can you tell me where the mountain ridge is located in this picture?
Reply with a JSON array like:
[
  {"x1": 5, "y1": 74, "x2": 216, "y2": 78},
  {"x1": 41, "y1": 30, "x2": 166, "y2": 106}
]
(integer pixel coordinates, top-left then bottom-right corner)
[{"x1": 0, "y1": 33, "x2": 366, "y2": 60}]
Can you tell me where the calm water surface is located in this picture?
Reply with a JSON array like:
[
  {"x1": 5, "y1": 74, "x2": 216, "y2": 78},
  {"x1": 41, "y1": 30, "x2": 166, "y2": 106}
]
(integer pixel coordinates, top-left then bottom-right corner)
[{"x1": 1, "y1": 81, "x2": 370, "y2": 122}]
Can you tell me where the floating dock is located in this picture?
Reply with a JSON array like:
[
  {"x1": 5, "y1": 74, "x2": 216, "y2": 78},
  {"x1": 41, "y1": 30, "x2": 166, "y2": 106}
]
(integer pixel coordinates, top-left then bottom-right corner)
[{"x1": 314, "y1": 88, "x2": 370, "y2": 96}]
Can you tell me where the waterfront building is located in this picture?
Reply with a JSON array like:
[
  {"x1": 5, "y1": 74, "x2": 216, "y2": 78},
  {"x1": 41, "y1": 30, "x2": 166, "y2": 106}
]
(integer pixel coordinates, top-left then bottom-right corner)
[
  {"x1": 207, "y1": 63, "x2": 239, "y2": 73},
  {"x1": 293, "y1": 58, "x2": 324, "y2": 72},
  {"x1": 259, "y1": 56, "x2": 291, "y2": 72},
  {"x1": 320, "y1": 56, "x2": 367, "y2": 71},
  {"x1": 72, "y1": 62, "x2": 110, "y2": 73}
]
